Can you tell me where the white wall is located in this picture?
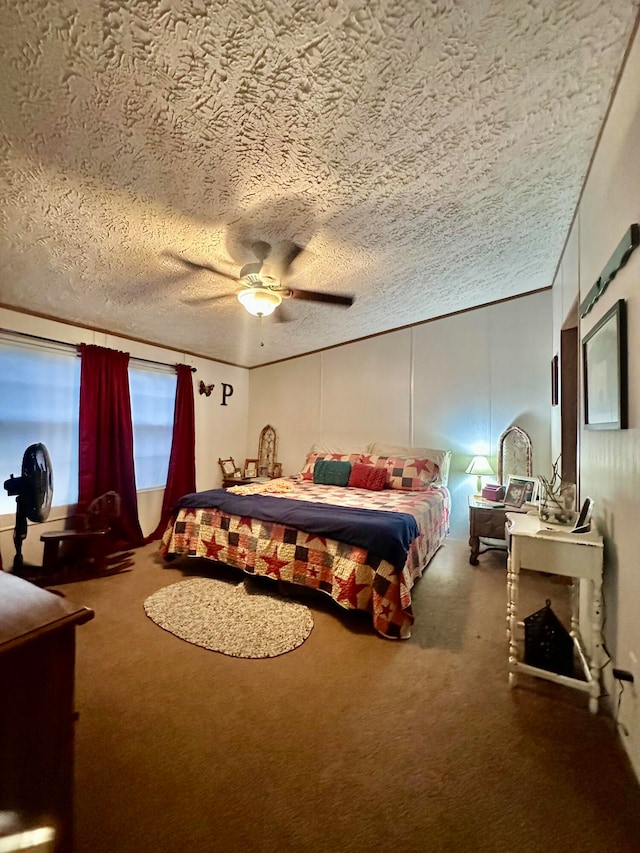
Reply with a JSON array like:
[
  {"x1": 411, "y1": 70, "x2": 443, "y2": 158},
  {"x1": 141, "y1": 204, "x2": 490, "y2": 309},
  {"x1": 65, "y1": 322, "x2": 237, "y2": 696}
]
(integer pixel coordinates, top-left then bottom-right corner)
[
  {"x1": 551, "y1": 22, "x2": 640, "y2": 779},
  {"x1": 0, "y1": 307, "x2": 249, "y2": 567},
  {"x1": 249, "y1": 290, "x2": 552, "y2": 541}
]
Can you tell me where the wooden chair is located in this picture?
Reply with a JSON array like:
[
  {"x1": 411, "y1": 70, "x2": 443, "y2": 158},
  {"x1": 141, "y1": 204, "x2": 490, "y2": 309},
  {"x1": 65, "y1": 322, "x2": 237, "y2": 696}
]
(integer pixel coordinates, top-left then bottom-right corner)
[{"x1": 40, "y1": 491, "x2": 121, "y2": 575}]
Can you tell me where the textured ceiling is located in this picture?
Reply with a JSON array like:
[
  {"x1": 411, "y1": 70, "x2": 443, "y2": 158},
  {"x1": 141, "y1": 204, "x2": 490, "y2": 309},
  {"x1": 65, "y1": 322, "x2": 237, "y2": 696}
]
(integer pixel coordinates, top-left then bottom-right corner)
[{"x1": 0, "y1": 1, "x2": 638, "y2": 367}]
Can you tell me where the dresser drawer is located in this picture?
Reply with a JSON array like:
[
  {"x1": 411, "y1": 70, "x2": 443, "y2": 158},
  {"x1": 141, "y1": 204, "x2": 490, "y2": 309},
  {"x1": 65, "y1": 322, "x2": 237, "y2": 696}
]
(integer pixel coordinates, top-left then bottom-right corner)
[{"x1": 470, "y1": 506, "x2": 507, "y2": 540}]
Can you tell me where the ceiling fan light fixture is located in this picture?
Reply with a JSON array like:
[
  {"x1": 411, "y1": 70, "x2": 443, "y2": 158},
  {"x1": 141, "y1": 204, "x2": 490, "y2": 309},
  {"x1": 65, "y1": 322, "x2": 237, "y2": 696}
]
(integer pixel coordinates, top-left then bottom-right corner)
[{"x1": 237, "y1": 287, "x2": 282, "y2": 317}]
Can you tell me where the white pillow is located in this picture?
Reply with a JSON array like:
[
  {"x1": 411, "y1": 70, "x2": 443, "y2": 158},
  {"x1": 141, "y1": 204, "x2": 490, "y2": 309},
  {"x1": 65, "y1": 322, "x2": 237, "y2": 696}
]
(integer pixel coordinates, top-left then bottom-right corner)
[
  {"x1": 309, "y1": 441, "x2": 369, "y2": 455},
  {"x1": 367, "y1": 442, "x2": 452, "y2": 486}
]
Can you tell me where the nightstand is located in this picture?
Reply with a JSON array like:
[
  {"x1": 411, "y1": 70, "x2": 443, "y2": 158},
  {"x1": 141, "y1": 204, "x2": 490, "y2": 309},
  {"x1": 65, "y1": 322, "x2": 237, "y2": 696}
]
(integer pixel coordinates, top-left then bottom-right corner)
[
  {"x1": 468, "y1": 495, "x2": 510, "y2": 565},
  {"x1": 469, "y1": 496, "x2": 530, "y2": 564},
  {"x1": 222, "y1": 476, "x2": 254, "y2": 488},
  {"x1": 222, "y1": 477, "x2": 271, "y2": 489}
]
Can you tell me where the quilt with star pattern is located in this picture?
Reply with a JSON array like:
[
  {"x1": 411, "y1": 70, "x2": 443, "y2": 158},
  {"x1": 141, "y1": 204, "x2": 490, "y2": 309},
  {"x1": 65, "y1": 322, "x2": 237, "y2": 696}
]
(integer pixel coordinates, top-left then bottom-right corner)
[{"x1": 159, "y1": 480, "x2": 450, "y2": 639}]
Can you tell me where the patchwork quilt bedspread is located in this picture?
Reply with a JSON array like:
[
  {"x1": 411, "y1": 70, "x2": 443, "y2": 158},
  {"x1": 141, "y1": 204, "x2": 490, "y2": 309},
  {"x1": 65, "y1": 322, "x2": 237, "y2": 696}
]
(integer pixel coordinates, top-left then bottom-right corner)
[{"x1": 160, "y1": 479, "x2": 450, "y2": 639}]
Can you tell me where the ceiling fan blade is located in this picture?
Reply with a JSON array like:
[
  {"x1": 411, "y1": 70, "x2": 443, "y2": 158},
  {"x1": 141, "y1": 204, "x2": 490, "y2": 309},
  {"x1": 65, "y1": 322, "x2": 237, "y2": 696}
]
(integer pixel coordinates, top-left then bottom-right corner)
[
  {"x1": 281, "y1": 242, "x2": 303, "y2": 275},
  {"x1": 273, "y1": 304, "x2": 293, "y2": 323},
  {"x1": 183, "y1": 292, "x2": 238, "y2": 306},
  {"x1": 288, "y1": 289, "x2": 354, "y2": 307},
  {"x1": 162, "y1": 252, "x2": 239, "y2": 283}
]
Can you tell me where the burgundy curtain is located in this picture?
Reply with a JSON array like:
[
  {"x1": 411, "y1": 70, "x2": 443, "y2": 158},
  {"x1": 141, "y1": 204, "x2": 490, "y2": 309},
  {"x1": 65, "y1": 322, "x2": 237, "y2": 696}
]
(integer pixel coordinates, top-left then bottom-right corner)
[
  {"x1": 147, "y1": 363, "x2": 196, "y2": 541},
  {"x1": 78, "y1": 343, "x2": 143, "y2": 549}
]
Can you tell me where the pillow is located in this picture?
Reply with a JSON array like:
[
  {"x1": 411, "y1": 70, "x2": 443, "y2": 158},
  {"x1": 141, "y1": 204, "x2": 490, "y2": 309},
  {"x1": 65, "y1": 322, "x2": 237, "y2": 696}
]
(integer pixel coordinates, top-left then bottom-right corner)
[
  {"x1": 348, "y1": 462, "x2": 387, "y2": 491},
  {"x1": 367, "y1": 443, "x2": 452, "y2": 486},
  {"x1": 388, "y1": 457, "x2": 440, "y2": 490},
  {"x1": 299, "y1": 451, "x2": 362, "y2": 481},
  {"x1": 309, "y1": 441, "x2": 368, "y2": 455},
  {"x1": 313, "y1": 459, "x2": 352, "y2": 487},
  {"x1": 361, "y1": 455, "x2": 440, "y2": 490}
]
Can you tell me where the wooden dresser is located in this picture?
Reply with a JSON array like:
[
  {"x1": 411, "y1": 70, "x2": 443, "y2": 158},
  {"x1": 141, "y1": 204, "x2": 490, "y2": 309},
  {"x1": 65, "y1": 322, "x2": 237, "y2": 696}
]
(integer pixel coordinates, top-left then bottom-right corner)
[{"x1": 0, "y1": 571, "x2": 94, "y2": 852}]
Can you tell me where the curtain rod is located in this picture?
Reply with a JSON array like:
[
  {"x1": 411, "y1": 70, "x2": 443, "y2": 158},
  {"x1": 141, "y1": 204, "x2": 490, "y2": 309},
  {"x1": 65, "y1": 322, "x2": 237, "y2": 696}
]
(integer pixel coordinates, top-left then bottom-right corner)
[{"x1": 0, "y1": 327, "x2": 197, "y2": 372}]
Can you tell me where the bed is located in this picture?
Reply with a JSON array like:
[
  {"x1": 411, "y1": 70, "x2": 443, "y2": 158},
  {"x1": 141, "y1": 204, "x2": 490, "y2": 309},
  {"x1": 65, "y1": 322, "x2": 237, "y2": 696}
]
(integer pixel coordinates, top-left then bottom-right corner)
[{"x1": 160, "y1": 446, "x2": 451, "y2": 639}]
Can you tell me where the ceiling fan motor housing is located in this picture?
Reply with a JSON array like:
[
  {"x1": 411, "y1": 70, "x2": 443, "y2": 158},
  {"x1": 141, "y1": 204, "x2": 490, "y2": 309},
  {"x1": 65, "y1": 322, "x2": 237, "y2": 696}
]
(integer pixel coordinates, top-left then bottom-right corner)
[{"x1": 3, "y1": 473, "x2": 23, "y2": 496}]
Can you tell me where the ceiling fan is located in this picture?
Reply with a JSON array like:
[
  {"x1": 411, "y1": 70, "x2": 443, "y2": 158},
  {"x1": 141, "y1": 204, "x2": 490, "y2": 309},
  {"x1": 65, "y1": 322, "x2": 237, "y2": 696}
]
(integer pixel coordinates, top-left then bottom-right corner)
[{"x1": 166, "y1": 241, "x2": 354, "y2": 319}]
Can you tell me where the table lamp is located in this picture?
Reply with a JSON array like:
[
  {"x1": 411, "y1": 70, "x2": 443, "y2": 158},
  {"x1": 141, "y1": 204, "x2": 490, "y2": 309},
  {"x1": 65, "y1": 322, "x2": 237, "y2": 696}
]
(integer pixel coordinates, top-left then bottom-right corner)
[{"x1": 465, "y1": 455, "x2": 494, "y2": 494}]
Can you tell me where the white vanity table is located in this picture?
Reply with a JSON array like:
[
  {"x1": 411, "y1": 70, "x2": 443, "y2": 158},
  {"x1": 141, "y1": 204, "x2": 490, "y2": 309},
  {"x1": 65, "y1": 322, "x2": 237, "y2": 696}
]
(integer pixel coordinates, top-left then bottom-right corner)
[{"x1": 505, "y1": 511, "x2": 604, "y2": 713}]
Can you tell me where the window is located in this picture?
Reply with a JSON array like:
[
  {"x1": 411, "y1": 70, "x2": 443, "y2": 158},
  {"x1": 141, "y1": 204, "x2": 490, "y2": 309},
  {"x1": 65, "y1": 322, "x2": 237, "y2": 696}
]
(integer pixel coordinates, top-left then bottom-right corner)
[
  {"x1": 0, "y1": 338, "x2": 179, "y2": 512},
  {"x1": 129, "y1": 366, "x2": 177, "y2": 490},
  {"x1": 0, "y1": 338, "x2": 80, "y2": 515}
]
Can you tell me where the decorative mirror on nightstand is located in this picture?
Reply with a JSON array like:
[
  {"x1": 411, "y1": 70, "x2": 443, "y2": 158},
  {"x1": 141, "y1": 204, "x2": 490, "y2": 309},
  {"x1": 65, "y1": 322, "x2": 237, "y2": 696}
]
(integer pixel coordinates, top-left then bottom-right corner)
[
  {"x1": 497, "y1": 425, "x2": 532, "y2": 485},
  {"x1": 257, "y1": 424, "x2": 278, "y2": 477}
]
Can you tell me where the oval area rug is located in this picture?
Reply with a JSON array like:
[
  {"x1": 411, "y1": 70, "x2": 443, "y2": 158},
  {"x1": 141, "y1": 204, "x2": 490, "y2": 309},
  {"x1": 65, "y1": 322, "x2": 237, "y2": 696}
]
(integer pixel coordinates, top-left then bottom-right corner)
[{"x1": 144, "y1": 577, "x2": 313, "y2": 658}]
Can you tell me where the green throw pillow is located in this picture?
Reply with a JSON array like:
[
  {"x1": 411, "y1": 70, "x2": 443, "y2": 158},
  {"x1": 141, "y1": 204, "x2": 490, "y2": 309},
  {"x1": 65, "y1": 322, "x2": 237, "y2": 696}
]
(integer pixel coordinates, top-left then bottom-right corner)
[{"x1": 313, "y1": 459, "x2": 352, "y2": 487}]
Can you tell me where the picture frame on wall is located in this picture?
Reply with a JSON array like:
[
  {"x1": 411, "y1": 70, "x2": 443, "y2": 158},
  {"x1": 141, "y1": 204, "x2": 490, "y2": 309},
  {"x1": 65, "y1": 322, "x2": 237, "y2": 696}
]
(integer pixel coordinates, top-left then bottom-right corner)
[
  {"x1": 582, "y1": 299, "x2": 628, "y2": 430},
  {"x1": 551, "y1": 354, "x2": 559, "y2": 406}
]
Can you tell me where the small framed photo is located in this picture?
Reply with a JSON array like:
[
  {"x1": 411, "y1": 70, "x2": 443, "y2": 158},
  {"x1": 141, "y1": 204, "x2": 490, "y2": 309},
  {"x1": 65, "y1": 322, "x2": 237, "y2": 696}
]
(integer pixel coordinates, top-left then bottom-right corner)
[
  {"x1": 243, "y1": 458, "x2": 258, "y2": 478},
  {"x1": 505, "y1": 476, "x2": 538, "y2": 507},
  {"x1": 218, "y1": 457, "x2": 239, "y2": 478},
  {"x1": 271, "y1": 462, "x2": 282, "y2": 479}
]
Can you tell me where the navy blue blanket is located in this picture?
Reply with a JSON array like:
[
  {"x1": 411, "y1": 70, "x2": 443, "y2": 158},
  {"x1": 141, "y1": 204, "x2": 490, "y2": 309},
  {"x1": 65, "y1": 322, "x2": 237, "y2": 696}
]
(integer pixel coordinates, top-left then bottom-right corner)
[{"x1": 174, "y1": 489, "x2": 419, "y2": 571}]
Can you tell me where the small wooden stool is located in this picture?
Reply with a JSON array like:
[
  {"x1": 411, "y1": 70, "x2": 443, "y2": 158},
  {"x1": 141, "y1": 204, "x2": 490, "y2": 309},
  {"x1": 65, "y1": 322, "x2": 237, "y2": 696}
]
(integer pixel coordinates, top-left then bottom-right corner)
[{"x1": 41, "y1": 528, "x2": 109, "y2": 574}]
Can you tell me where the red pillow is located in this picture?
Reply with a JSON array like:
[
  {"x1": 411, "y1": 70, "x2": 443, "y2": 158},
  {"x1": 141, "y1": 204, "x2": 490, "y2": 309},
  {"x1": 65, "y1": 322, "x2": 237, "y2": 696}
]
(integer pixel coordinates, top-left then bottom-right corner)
[{"x1": 348, "y1": 462, "x2": 387, "y2": 491}]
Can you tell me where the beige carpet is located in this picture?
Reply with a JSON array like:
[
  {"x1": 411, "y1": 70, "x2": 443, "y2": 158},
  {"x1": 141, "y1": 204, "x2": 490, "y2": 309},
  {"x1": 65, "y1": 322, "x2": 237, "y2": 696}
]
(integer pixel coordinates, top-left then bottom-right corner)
[
  {"x1": 144, "y1": 577, "x2": 313, "y2": 657},
  {"x1": 50, "y1": 540, "x2": 640, "y2": 852}
]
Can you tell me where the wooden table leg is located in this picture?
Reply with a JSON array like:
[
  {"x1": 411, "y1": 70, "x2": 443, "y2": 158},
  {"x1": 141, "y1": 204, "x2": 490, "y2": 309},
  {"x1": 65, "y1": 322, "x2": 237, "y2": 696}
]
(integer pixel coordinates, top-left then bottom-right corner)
[
  {"x1": 507, "y1": 547, "x2": 519, "y2": 686},
  {"x1": 41, "y1": 537, "x2": 60, "y2": 573},
  {"x1": 469, "y1": 535, "x2": 480, "y2": 565},
  {"x1": 588, "y1": 577, "x2": 604, "y2": 714}
]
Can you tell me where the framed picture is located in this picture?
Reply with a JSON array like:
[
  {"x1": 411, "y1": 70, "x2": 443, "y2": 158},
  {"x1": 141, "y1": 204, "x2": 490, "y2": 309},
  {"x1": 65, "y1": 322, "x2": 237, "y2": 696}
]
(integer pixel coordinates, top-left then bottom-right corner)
[
  {"x1": 218, "y1": 457, "x2": 239, "y2": 478},
  {"x1": 551, "y1": 354, "x2": 559, "y2": 406},
  {"x1": 243, "y1": 458, "x2": 258, "y2": 478},
  {"x1": 271, "y1": 462, "x2": 282, "y2": 479},
  {"x1": 506, "y1": 475, "x2": 539, "y2": 505},
  {"x1": 582, "y1": 299, "x2": 628, "y2": 430},
  {"x1": 504, "y1": 476, "x2": 538, "y2": 507}
]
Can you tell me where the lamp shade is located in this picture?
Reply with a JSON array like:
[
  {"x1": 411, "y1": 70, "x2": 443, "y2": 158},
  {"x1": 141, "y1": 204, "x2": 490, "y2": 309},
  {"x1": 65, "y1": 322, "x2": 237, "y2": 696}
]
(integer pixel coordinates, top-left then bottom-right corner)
[
  {"x1": 237, "y1": 287, "x2": 282, "y2": 317},
  {"x1": 465, "y1": 455, "x2": 494, "y2": 494},
  {"x1": 465, "y1": 456, "x2": 494, "y2": 477}
]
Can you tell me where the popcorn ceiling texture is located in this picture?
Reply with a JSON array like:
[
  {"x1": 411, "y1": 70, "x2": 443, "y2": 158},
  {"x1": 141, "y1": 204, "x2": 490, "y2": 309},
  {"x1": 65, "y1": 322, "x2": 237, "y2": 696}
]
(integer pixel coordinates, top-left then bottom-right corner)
[{"x1": 0, "y1": 0, "x2": 637, "y2": 366}]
